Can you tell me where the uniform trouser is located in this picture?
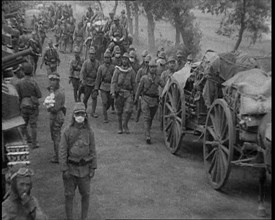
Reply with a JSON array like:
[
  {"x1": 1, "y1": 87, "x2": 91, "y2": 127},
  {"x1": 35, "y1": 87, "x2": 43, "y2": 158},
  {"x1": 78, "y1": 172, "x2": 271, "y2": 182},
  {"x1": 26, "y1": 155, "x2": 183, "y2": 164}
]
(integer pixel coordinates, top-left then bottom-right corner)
[
  {"x1": 21, "y1": 107, "x2": 39, "y2": 147},
  {"x1": 29, "y1": 55, "x2": 39, "y2": 76},
  {"x1": 141, "y1": 99, "x2": 158, "y2": 138},
  {"x1": 83, "y1": 85, "x2": 97, "y2": 113},
  {"x1": 63, "y1": 174, "x2": 90, "y2": 220},
  {"x1": 45, "y1": 64, "x2": 57, "y2": 76},
  {"x1": 50, "y1": 111, "x2": 64, "y2": 160},
  {"x1": 100, "y1": 90, "x2": 114, "y2": 120},
  {"x1": 71, "y1": 78, "x2": 81, "y2": 102}
]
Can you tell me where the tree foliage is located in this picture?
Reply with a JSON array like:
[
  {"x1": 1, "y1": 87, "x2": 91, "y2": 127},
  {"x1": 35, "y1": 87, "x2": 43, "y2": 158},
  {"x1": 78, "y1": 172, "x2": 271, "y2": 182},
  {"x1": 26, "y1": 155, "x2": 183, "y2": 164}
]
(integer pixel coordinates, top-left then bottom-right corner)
[{"x1": 198, "y1": 0, "x2": 271, "y2": 50}]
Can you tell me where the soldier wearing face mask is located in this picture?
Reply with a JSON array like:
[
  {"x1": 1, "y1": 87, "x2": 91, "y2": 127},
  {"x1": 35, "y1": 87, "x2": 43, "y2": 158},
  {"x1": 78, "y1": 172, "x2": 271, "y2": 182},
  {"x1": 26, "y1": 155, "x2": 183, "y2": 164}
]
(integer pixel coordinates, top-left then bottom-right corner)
[
  {"x1": 129, "y1": 50, "x2": 140, "y2": 77},
  {"x1": 2, "y1": 165, "x2": 48, "y2": 220},
  {"x1": 59, "y1": 102, "x2": 97, "y2": 220},
  {"x1": 160, "y1": 56, "x2": 177, "y2": 87},
  {"x1": 111, "y1": 45, "x2": 122, "y2": 66},
  {"x1": 134, "y1": 60, "x2": 164, "y2": 144}
]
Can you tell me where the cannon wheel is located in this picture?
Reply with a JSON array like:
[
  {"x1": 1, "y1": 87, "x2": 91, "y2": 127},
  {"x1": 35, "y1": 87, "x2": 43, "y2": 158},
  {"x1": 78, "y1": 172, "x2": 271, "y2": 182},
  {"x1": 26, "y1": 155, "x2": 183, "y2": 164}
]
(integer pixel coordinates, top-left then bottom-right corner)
[
  {"x1": 203, "y1": 99, "x2": 235, "y2": 190},
  {"x1": 162, "y1": 79, "x2": 185, "y2": 154}
]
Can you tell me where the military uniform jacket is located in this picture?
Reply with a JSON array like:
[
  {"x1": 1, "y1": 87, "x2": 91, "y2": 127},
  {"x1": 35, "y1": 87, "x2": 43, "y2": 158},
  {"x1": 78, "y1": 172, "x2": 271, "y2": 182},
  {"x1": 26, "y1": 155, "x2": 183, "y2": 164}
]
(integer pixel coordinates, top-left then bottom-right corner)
[
  {"x1": 80, "y1": 59, "x2": 100, "y2": 86},
  {"x1": 42, "y1": 47, "x2": 60, "y2": 65},
  {"x1": 70, "y1": 57, "x2": 84, "y2": 79},
  {"x1": 135, "y1": 74, "x2": 164, "y2": 107},
  {"x1": 111, "y1": 66, "x2": 136, "y2": 95},
  {"x1": 95, "y1": 63, "x2": 115, "y2": 92},
  {"x1": 47, "y1": 85, "x2": 65, "y2": 119},
  {"x1": 111, "y1": 57, "x2": 122, "y2": 67},
  {"x1": 135, "y1": 66, "x2": 149, "y2": 85},
  {"x1": 28, "y1": 38, "x2": 42, "y2": 54},
  {"x1": 59, "y1": 123, "x2": 97, "y2": 177},
  {"x1": 109, "y1": 23, "x2": 126, "y2": 39}
]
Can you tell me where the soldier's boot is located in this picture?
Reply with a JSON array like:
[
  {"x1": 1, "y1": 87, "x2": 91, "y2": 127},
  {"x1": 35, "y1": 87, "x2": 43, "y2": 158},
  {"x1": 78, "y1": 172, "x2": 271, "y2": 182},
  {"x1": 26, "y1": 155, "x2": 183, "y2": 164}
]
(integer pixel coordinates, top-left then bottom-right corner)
[
  {"x1": 123, "y1": 112, "x2": 132, "y2": 134},
  {"x1": 65, "y1": 195, "x2": 74, "y2": 220},
  {"x1": 102, "y1": 105, "x2": 109, "y2": 123},
  {"x1": 31, "y1": 127, "x2": 39, "y2": 149},
  {"x1": 51, "y1": 142, "x2": 59, "y2": 163},
  {"x1": 117, "y1": 114, "x2": 123, "y2": 134},
  {"x1": 145, "y1": 121, "x2": 151, "y2": 144},
  {"x1": 91, "y1": 99, "x2": 98, "y2": 118},
  {"x1": 81, "y1": 194, "x2": 90, "y2": 220}
]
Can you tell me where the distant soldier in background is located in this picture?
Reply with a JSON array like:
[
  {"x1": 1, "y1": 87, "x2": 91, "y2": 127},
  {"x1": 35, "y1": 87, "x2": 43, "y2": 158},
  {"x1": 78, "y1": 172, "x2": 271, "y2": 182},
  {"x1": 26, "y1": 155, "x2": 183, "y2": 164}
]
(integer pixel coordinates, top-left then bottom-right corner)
[
  {"x1": 120, "y1": 9, "x2": 128, "y2": 31},
  {"x1": 60, "y1": 20, "x2": 70, "y2": 53},
  {"x1": 129, "y1": 50, "x2": 140, "y2": 76},
  {"x1": 38, "y1": 21, "x2": 47, "y2": 48},
  {"x1": 51, "y1": 20, "x2": 63, "y2": 49},
  {"x1": 139, "y1": 50, "x2": 149, "y2": 68},
  {"x1": 95, "y1": 50, "x2": 115, "y2": 123},
  {"x1": 73, "y1": 21, "x2": 86, "y2": 54},
  {"x1": 67, "y1": 19, "x2": 76, "y2": 53},
  {"x1": 41, "y1": 39, "x2": 60, "y2": 76},
  {"x1": 69, "y1": 46, "x2": 84, "y2": 102},
  {"x1": 176, "y1": 50, "x2": 185, "y2": 71},
  {"x1": 27, "y1": 32, "x2": 42, "y2": 76},
  {"x1": 111, "y1": 45, "x2": 122, "y2": 66}
]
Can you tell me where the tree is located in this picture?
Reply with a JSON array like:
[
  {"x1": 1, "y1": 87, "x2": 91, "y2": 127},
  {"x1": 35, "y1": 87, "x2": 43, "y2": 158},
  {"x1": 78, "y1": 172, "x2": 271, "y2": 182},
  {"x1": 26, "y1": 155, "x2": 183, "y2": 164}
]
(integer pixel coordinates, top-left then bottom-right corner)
[
  {"x1": 125, "y1": 1, "x2": 133, "y2": 35},
  {"x1": 133, "y1": 1, "x2": 139, "y2": 44},
  {"x1": 198, "y1": 0, "x2": 271, "y2": 51}
]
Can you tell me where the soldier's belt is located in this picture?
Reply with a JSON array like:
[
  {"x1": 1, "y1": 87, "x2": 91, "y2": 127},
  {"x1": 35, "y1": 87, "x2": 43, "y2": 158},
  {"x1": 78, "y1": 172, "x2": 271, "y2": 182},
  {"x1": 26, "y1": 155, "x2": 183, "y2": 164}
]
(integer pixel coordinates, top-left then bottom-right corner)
[{"x1": 68, "y1": 158, "x2": 93, "y2": 166}]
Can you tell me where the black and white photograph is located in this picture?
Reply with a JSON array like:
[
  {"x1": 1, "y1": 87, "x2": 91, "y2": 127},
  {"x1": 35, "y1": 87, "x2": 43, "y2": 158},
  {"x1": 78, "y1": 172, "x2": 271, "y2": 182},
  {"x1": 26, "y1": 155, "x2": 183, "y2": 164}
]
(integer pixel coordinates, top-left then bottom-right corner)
[{"x1": 2, "y1": 0, "x2": 271, "y2": 219}]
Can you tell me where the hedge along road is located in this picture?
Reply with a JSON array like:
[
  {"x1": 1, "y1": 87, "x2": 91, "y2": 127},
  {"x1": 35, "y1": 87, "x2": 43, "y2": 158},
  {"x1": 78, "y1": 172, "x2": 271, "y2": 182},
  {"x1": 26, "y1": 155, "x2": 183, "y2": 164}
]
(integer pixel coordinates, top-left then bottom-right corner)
[{"x1": 25, "y1": 10, "x2": 271, "y2": 220}]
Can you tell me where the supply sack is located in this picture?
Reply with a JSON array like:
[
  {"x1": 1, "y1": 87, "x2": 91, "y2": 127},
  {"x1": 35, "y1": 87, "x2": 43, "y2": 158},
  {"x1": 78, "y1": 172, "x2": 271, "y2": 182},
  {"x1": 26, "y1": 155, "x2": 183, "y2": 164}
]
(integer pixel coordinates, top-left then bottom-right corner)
[{"x1": 239, "y1": 94, "x2": 271, "y2": 115}]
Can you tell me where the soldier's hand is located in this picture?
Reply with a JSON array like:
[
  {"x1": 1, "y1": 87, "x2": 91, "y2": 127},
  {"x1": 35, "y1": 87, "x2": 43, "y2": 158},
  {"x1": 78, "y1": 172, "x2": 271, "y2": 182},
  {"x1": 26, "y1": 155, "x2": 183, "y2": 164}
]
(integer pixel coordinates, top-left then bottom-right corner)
[
  {"x1": 62, "y1": 170, "x2": 70, "y2": 179},
  {"x1": 89, "y1": 169, "x2": 95, "y2": 178}
]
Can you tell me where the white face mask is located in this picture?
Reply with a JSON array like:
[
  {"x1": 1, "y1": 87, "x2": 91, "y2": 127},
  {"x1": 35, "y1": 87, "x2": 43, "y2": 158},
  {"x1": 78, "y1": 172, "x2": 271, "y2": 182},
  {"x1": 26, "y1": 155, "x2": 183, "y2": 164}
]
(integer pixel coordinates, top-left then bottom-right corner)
[{"x1": 74, "y1": 116, "x2": 85, "y2": 123}]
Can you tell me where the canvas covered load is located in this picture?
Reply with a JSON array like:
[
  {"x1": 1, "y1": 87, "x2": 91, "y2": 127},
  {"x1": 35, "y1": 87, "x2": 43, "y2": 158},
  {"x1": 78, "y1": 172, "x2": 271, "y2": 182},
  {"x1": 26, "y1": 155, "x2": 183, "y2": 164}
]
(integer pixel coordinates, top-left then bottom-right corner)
[
  {"x1": 201, "y1": 50, "x2": 260, "y2": 108},
  {"x1": 222, "y1": 68, "x2": 271, "y2": 115}
]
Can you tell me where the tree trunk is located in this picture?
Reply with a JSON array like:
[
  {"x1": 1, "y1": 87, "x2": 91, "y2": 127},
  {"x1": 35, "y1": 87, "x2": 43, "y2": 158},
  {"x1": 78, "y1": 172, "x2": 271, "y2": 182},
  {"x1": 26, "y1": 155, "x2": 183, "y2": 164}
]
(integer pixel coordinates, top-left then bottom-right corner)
[
  {"x1": 113, "y1": 0, "x2": 118, "y2": 15},
  {"x1": 175, "y1": 25, "x2": 180, "y2": 46},
  {"x1": 145, "y1": 10, "x2": 155, "y2": 51},
  {"x1": 233, "y1": 0, "x2": 246, "y2": 51},
  {"x1": 133, "y1": 2, "x2": 139, "y2": 44},
  {"x1": 125, "y1": 1, "x2": 133, "y2": 35},
  {"x1": 97, "y1": 1, "x2": 103, "y2": 12}
]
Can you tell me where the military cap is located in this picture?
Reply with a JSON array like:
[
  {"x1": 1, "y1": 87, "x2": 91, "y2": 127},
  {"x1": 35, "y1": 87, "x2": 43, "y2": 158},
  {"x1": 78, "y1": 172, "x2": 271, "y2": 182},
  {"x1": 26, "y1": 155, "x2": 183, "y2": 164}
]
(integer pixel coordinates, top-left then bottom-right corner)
[
  {"x1": 114, "y1": 15, "x2": 120, "y2": 21},
  {"x1": 8, "y1": 164, "x2": 34, "y2": 181},
  {"x1": 158, "y1": 51, "x2": 166, "y2": 59},
  {"x1": 129, "y1": 50, "x2": 136, "y2": 58},
  {"x1": 22, "y1": 62, "x2": 33, "y2": 74},
  {"x1": 114, "y1": 45, "x2": 121, "y2": 53},
  {"x1": 167, "y1": 56, "x2": 176, "y2": 63},
  {"x1": 74, "y1": 46, "x2": 80, "y2": 53},
  {"x1": 89, "y1": 47, "x2": 96, "y2": 54},
  {"x1": 73, "y1": 102, "x2": 86, "y2": 113},
  {"x1": 142, "y1": 50, "x2": 149, "y2": 57},
  {"x1": 176, "y1": 50, "x2": 184, "y2": 57},
  {"x1": 104, "y1": 50, "x2": 112, "y2": 58},
  {"x1": 158, "y1": 58, "x2": 166, "y2": 65},
  {"x1": 48, "y1": 72, "x2": 60, "y2": 80},
  {"x1": 187, "y1": 54, "x2": 193, "y2": 61},
  {"x1": 149, "y1": 60, "x2": 157, "y2": 67},
  {"x1": 122, "y1": 52, "x2": 130, "y2": 59},
  {"x1": 144, "y1": 54, "x2": 152, "y2": 62}
]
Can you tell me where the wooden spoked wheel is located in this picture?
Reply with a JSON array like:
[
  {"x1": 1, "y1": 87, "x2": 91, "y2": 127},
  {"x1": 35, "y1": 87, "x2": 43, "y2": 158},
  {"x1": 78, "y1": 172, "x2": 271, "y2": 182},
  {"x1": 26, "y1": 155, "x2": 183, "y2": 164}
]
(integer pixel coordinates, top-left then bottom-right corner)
[
  {"x1": 203, "y1": 99, "x2": 235, "y2": 190},
  {"x1": 163, "y1": 80, "x2": 184, "y2": 154}
]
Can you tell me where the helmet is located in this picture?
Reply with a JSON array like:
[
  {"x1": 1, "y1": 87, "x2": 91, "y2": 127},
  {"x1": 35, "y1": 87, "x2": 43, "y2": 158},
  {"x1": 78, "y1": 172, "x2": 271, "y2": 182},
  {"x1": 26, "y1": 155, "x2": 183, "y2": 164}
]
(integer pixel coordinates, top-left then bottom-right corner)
[
  {"x1": 176, "y1": 50, "x2": 183, "y2": 57},
  {"x1": 89, "y1": 47, "x2": 96, "y2": 54},
  {"x1": 122, "y1": 52, "x2": 129, "y2": 59},
  {"x1": 187, "y1": 54, "x2": 193, "y2": 61},
  {"x1": 142, "y1": 50, "x2": 149, "y2": 57},
  {"x1": 129, "y1": 50, "x2": 136, "y2": 58},
  {"x1": 73, "y1": 102, "x2": 86, "y2": 113},
  {"x1": 149, "y1": 60, "x2": 157, "y2": 67},
  {"x1": 74, "y1": 46, "x2": 80, "y2": 53},
  {"x1": 158, "y1": 51, "x2": 166, "y2": 59},
  {"x1": 167, "y1": 56, "x2": 176, "y2": 63},
  {"x1": 114, "y1": 45, "x2": 121, "y2": 53},
  {"x1": 144, "y1": 55, "x2": 152, "y2": 62},
  {"x1": 104, "y1": 50, "x2": 112, "y2": 58},
  {"x1": 114, "y1": 15, "x2": 120, "y2": 21},
  {"x1": 22, "y1": 62, "x2": 33, "y2": 75},
  {"x1": 8, "y1": 164, "x2": 34, "y2": 181}
]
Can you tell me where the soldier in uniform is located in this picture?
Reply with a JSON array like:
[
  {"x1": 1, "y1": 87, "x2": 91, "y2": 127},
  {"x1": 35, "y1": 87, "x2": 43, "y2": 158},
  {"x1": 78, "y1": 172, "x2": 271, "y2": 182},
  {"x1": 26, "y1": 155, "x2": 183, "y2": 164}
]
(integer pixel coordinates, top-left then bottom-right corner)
[
  {"x1": 80, "y1": 47, "x2": 100, "y2": 117},
  {"x1": 60, "y1": 20, "x2": 70, "y2": 53},
  {"x1": 135, "y1": 54, "x2": 151, "y2": 122},
  {"x1": 120, "y1": 9, "x2": 128, "y2": 31},
  {"x1": 27, "y1": 32, "x2": 42, "y2": 76},
  {"x1": 41, "y1": 39, "x2": 60, "y2": 76},
  {"x1": 108, "y1": 15, "x2": 127, "y2": 53},
  {"x1": 104, "y1": 11, "x2": 115, "y2": 39},
  {"x1": 176, "y1": 50, "x2": 185, "y2": 71},
  {"x1": 184, "y1": 54, "x2": 193, "y2": 67},
  {"x1": 69, "y1": 46, "x2": 84, "y2": 102},
  {"x1": 129, "y1": 50, "x2": 140, "y2": 76},
  {"x1": 134, "y1": 60, "x2": 164, "y2": 144},
  {"x1": 160, "y1": 56, "x2": 177, "y2": 87},
  {"x1": 139, "y1": 50, "x2": 149, "y2": 68},
  {"x1": 59, "y1": 102, "x2": 97, "y2": 220},
  {"x1": 15, "y1": 63, "x2": 42, "y2": 149},
  {"x1": 67, "y1": 19, "x2": 76, "y2": 53},
  {"x1": 38, "y1": 21, "x2": 47, "y2": 48},
  {"x1": 51, "y1": 20, "x2": 63, "y2": 49},
  {"x1": 111, "y1": 52, "x2": 136, "y2": 134},
  {"x1": 2, "y1": 164, "x2": 48, "y2": 219},
  {"x1": 111, "y1": 45, "x2": 122, "y2": 66},
  {"x1": 95, "y1": 50, "x2": 115, "y2": 123},
  {"x1": 73, "y1": 22, "x2": 85, "y2": 55},
  {"x1": 46, "y1": 73, "x2": 66, "y2": 163}
]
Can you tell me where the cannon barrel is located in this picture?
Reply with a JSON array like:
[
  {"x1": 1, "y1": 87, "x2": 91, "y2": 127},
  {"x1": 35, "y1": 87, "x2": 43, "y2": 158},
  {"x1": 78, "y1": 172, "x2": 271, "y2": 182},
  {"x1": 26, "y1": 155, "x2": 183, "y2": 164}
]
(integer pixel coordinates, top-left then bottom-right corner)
[
  {"x1": 4, "y1": 12, "x2": 18, "y2": 19},
  {"x1": 2, "y1": 48, "x2": 33, "y2": 70}
]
